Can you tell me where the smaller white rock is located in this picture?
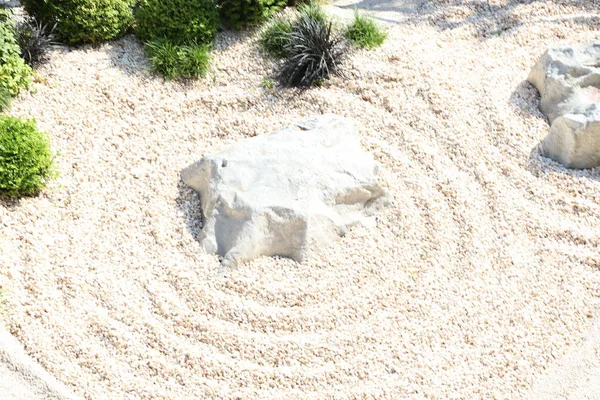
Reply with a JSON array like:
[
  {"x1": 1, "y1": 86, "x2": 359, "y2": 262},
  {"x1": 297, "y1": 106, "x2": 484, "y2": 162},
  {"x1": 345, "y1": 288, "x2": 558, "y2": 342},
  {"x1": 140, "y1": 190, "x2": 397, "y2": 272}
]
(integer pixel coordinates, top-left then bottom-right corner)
[
  {"x1": 181, "y1": 114, "x2": 389, "y2": 267},
  {"x1": 528, "y1": 41, "x2": 600, "y2": 169}
]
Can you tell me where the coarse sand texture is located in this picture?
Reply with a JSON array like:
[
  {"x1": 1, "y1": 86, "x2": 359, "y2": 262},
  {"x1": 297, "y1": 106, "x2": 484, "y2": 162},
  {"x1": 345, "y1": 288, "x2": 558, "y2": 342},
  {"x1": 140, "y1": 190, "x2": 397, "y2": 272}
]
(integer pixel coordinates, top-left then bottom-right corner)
[{"x1": 1, "y1": 0, "x2": 600, "y2": 399}]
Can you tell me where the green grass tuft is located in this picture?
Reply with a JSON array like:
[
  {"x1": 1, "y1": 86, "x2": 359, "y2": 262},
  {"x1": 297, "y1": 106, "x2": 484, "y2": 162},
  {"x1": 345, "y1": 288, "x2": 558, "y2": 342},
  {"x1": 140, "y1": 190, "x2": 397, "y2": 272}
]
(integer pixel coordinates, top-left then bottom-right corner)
[
  {"x1": 345, "y1": 11, "x2": 386, "y2": 49},
  {"x1": 260, "y1": 16, "x2": 293, "y2": 58},
  {"x1": 145, "y1": 39, "x2": 210, "y2": 80},
  {"x1": 297, "y1": 3, "x2": 328, "y2": 26}
]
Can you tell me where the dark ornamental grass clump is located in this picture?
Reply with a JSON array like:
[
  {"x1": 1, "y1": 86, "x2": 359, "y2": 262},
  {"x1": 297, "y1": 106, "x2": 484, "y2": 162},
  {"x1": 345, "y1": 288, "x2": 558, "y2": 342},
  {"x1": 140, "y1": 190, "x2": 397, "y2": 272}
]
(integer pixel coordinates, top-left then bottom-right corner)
[
  {"x1": 15, "y1": 15, "x2": 58, "y2": 67},
  {"x1": 276, "y1": 6, "x2": 346, "y2": 88}
]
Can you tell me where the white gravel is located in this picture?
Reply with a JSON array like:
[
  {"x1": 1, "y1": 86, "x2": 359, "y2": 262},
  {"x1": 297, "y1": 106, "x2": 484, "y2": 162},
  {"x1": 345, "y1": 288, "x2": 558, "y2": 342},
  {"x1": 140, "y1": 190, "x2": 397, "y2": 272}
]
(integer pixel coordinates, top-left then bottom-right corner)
[{"x1": 2, "y1": 1, "x2": 600, "y2": 398}]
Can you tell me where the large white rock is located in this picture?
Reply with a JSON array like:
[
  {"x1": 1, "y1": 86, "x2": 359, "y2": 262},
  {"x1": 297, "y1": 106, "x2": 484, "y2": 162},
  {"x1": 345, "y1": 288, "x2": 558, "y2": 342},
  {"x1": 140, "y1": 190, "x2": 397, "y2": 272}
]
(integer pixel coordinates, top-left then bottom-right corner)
[
  {"x1": 181, "y1": 114, "x2": 388, "y2": 267},
  {"x1": 528, "y1": 41, "x2": 600, "y2": 169}
]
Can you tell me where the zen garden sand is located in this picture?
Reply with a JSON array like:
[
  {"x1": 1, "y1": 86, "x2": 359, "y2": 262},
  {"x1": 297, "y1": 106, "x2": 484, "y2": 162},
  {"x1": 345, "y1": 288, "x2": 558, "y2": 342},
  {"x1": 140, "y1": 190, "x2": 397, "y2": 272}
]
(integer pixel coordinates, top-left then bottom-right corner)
[{"x1": 1, "y1": 0, "x2": 600, "y2": 399}]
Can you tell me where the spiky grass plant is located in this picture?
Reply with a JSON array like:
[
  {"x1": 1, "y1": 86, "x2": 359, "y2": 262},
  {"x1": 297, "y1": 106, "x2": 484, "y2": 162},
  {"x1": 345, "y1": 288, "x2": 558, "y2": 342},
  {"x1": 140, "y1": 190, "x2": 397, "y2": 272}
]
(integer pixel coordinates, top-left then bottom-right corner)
[
  {"x1": 345, "y1": 11, "x2": 386, "y2": 49},
  {"x1": 145, "y1": 39, "x2": 210, "y2": 80},
  {"x1": 181, "y1": 42, "x2": 211, "y2": 77},
  {"x1": 260, "y1": 16, "x2": 293, "y2": 58},
  {"x1": 276, "y1": 6, "x2": 345, "y2": 88},
  {"x1": 15, "y1": 16, "x2": 57, "y2": 67}
]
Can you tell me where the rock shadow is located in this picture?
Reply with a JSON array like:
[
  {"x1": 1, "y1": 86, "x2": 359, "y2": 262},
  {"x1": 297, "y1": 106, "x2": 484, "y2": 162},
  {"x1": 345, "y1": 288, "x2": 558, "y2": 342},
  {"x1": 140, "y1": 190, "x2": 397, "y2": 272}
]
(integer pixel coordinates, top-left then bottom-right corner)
[
  {"x1": 175, "y1": 177, "x2": 204, "y2": 244},
  {"x1": 509, "y1": 80, "x2": 547, "y2": 121},
  {"x1": 528, "y1": 146, "x2": 600, "y2": 183},
  {"x1": 507, "y1": 79, "x2": 600, "y2": 180}
]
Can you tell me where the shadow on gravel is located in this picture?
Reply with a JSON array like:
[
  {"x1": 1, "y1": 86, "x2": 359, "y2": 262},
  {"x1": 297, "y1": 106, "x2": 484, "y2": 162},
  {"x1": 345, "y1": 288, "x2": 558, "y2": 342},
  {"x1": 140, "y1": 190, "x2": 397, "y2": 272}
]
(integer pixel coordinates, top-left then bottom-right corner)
[
  {"x1": 175, "y1": 178, "x2": 204, "y2": 244},
  {"x1": 508, "y1": 80, "x2": 546, "y2": 120},
  {"x1": 106, "y1": 29, "x2": 254, "y2": 80},
  {"x1": 528, "y1": 146, "x2": 600, "y2": 183},
  {"x1": 105, "y1": 34, "x2": 153, "y2": 77},
  {"x1": 406, "y1": 0, "x2": 600, "y2": 40},
  {"x1": 213, "y1": 28, "x2": 256, "y2": 53},
  {"x1": 0, "y1": 196, "x2": 22, "y2": 211},
  {"x1": 336, "y1": 0, "x2": 425, "y2": 15}
]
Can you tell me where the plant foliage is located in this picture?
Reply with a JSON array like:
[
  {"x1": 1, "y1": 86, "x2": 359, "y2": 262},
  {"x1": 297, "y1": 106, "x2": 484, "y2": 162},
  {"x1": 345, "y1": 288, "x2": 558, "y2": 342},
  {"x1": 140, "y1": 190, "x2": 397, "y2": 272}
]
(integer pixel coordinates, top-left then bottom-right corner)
[
  {"x1": 0, "y1": 9, "x2": 33, "y2": 97},
  {"x1": 0, "y1": 116, "x2": 56, "y2": 198},
  {"x1": 145, "y1": 39, "x2": 210, "y2": 80},
  {"x1": 217, "y1": 0, "x2": 287, "y2": 30},
  {"x1": 277, "y1": 6, "x2": 345, "y2": 87},
  {"x1": 0, "y1": 87, "x2": 11, "y2": 112},
  {"x1": 15, "y1": 15, "x2": 57, "y2": 67},
  {"x1": 260, "y1": 16, "x2": 293, "y2": 58},
  {"x1": 297, "y1": 3, "x2": 327, "y2": 26},
  {"x1": 135, "y1": 0, "x2": 219, "y2": 45},
  {"x1": 345, "y1": 11, "x2": 386, "y2": 49},
  {"x1": 20, "y1": 0, "x2": 134, "y2": 45}
]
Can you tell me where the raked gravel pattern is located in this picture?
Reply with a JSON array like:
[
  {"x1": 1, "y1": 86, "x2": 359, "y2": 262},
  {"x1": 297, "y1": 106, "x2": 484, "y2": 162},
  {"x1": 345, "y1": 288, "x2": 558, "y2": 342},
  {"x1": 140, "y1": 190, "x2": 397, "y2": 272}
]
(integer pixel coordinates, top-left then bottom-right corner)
[{"x1": 2, "y1": 1, "x2": 600, "y2": 398}]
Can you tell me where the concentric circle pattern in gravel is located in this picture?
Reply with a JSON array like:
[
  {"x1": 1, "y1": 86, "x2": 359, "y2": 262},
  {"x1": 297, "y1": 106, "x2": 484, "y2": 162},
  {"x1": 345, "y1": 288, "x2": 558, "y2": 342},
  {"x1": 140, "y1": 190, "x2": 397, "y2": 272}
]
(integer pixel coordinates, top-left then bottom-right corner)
[{"x1": 1, "y1": 1, "x2": 600, "y2": 398}]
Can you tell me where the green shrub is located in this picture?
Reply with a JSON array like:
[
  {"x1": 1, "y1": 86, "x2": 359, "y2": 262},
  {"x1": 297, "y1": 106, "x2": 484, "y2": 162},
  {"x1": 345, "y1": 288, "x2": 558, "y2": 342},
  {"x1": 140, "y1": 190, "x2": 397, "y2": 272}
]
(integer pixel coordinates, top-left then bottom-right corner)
[
  {"x1": 276, "y1": 5, "x2": 345, "y2": 87},
  {"x1": 0, "y1": 116, "x2": 56, "y2": 198},
  {"x1": 0, "y1": 9, "x2": 33, "y2": 96},
  {"x1": 145, "y1": 39, "x2": 210, "y2": 80},
  {"x1": 135, "y1": 0, "x2": 219, "y2": 45},
  {"x1": 344, "y1": 11, "x2": 386, "y2": 49},
  {"x1": 260, "y1": 16, "x2": 293, "y2": 58},
  {"x1": 218, "y1": 0, "x2": 287, "y2": 30},
  {"x1": 20, "y1": 0, "x2": 134, "y2": 45}
]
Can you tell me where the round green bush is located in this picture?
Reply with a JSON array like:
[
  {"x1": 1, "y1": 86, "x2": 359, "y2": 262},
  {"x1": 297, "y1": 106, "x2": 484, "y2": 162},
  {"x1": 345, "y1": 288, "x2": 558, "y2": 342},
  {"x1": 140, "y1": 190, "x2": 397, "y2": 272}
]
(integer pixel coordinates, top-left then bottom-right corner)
[
  {"x1": 0, "y1": 116, "x2": 56, "y2": 198},
  {"x1": 218, "y1": 0, "x2": 287, "y2": 30},
  {"x1": 135, "y1": 0, "x2": 220, "y2": 45},
  {"x1": 20, "y1": 0, "x2": 134, "y2": 45},
  {"x1": 0, "y1": 9, "x2": 33, "y2": 97}
]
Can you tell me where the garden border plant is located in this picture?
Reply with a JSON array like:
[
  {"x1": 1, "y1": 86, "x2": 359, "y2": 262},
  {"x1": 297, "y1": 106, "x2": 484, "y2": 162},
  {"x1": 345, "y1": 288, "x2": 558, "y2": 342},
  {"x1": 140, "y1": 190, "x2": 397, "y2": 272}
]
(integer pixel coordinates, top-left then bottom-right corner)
[{"x1": 0, "y1": 8, "x2": 33, "y2": 109}]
